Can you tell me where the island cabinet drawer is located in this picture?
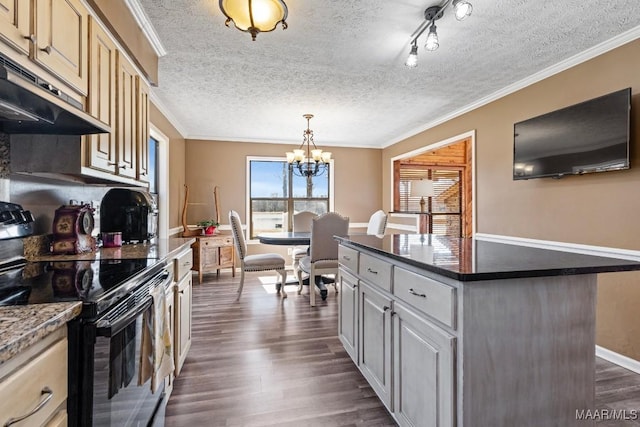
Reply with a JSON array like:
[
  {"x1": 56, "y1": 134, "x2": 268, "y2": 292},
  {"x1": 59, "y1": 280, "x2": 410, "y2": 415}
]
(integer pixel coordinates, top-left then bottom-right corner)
[
  {"x1": 394, "y1": 267, "x2": 456, "y2": 329},
  {"x1": 0, "y1": 338, "x2": 67, "y2": 427},
  {"x1": 338, "y1": 245, "x2": 358, "y2": 273},
  {"x1": 174, "y1": 249, "x2": 193, "y2": 281},
  {"x1": 359, "y1": 253, "x2": 392, "y2": 292}
]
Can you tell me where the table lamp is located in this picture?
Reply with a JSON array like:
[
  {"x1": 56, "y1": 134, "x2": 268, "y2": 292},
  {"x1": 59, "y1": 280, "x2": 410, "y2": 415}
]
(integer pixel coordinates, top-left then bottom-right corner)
[{"x1": 411, "y1": 179, "x2": 434, "y2": 213}]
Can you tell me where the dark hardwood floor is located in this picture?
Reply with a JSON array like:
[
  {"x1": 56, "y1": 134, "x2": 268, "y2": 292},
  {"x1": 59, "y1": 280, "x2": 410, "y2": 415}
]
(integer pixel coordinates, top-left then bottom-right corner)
[{"x1": 166, "y1": 271, "x2": 640, "y2": 426}]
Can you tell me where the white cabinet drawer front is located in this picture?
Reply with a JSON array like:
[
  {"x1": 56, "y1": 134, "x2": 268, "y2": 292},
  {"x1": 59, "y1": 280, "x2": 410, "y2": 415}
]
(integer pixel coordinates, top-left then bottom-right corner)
[
  {"x1": 359, "y1": 253, "x2": 392, "y2": 292},
  {"x1": 338, "y1": 245, "x2": 358, "y2": 273},
  {"x1": 394, "y1": 267, "x2": 456, "y2": 329},
  {"x1": 174, "y1": 249, "x2": 193, "y2": 281},
  {"x1": 0, "y1": 339, "x2": 67, "y2": 427}
]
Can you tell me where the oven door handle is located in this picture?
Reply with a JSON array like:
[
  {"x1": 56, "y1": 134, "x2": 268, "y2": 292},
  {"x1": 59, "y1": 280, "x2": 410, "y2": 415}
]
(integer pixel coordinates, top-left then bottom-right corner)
[{"x1": 96, "y1": 297, "x2": 152, "y2": 337}]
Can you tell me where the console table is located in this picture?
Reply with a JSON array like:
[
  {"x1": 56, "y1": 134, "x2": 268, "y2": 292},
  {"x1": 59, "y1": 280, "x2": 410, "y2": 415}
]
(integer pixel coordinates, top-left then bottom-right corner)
[
  {"x1": 191, "y1": 234, "x2": 235, "y2": 284},
  {"x1": 335, "y1": 233, "x2": 640, "y2": 427}
]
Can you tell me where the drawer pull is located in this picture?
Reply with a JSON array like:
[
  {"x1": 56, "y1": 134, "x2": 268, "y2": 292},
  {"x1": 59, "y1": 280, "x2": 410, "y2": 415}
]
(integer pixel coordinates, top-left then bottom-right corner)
[
  {"x1": 367, "y1": 268, "x2": 378, "y2": 275},
  {"x1": 4, "y1": 386, "x2": 53, "y2": 426},
  {"x1": 409, "y1": 288, "x2": 427, "y2": 298},
  {"x1": 182, "y1": 261, "x2": 191, "y2": 266},
  {"x1": 23, "y1": 34, "x2": 36, "y2": 44},
  {"x1": 342, "y1": 255, "x2": 351, "y2": 261}
]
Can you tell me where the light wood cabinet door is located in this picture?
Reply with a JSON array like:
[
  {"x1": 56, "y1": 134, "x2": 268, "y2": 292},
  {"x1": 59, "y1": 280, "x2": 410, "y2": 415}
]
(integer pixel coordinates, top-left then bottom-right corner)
[
  {"x1": 174, "y1": 272, "x2": 192, "y2": 376},
  {"x1": 0, "y1": 0, "x2": 31, "y2": 55},
  {"x1": 87, "y1": 17, "x2": 117, "y2": 174},
  {"x1": 137, "y1": 75, "x2": 150, "y2": 182},
  {"x1": 116, "y1": 51, "x2": 137, "y2": 179},
  {"x1": 164, "y1": 284, "x2": 176, "y2": 392},
  {"x1": 358, "y1": 282, "x2": 393, "y2": 410},
  {"x1": 393, "y1": 301, "x2": 455, "y2": 427},
  {"x1": 34, "y1": 0, "x2": 88, "y2": 95},
  {"x1": 338, "y1": 268, "x2": 358, "y2": 364}
]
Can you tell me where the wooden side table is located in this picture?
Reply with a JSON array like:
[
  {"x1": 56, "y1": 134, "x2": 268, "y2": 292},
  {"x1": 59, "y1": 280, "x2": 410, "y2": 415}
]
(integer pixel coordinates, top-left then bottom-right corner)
[{"x1": 191, "y1": 234, "x2": 235, "y2": 284}]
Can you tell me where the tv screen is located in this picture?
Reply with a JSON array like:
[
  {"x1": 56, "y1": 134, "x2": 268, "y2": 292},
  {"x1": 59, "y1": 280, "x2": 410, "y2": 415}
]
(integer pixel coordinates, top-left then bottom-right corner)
[{"x1": 513, "y1": 88, "x2": 631, "y2": 180}]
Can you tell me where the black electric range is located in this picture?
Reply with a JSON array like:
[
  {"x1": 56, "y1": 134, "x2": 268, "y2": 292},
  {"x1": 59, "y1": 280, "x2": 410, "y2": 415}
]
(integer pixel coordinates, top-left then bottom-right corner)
[{"x1": 0, "y1": 257, "x2": 164, "y2": 319}]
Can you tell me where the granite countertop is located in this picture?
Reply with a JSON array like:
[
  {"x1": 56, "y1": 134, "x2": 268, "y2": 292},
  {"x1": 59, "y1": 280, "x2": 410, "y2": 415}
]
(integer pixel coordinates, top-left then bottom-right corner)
[
  {"x1": 26, "y1": 237, "x2": 195, "y2": 262},
  {"x1": 0, "y1": 302, "x2": 82, "y2": 364},
  {"x1": 336, "y1": 234, "x2": 640, "y2": 281},
  {"x1": 0, "y1": 237, "x2": 195, "y2": 365}
]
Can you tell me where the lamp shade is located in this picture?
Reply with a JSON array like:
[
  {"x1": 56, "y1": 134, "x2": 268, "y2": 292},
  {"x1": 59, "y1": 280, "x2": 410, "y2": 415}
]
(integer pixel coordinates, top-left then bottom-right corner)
[
  {"x1": 411, "y1": 179, "x2": 434, "y2": 197},
  {"x1": 219, "y1": 0, "x2": 288, "y2": 40}
]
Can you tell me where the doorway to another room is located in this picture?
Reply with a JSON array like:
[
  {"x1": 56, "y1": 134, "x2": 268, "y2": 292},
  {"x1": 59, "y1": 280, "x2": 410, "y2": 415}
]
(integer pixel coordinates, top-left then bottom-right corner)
[{"x1": 391, "y1": 131, "x2": 475, "y2": 238}]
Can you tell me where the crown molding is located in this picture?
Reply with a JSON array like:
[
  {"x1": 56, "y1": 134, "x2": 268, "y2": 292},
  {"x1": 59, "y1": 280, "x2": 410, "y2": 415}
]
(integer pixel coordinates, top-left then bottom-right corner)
[
  {"x1": 149, "y1": 90, "x2": 188, "y2": 138},
  {"x1": 383, "y1": 25, "x2": 640, "y2": 149},
  {"x1": 124, "y1": 0, "x2": 167, "y2": 57}
]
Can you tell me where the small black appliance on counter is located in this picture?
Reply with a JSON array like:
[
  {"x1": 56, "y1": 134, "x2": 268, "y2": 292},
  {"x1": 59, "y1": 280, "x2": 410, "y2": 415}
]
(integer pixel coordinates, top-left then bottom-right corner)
[{"x1": 100, "y1": 189, "x2": 157, "y2": 243}]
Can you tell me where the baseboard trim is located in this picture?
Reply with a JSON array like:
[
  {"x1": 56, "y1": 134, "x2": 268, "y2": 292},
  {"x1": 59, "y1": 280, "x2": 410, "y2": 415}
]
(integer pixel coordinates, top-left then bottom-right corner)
[
  {"x1": 596, "y1": 346, "x2": 640, "y2": 374},
  {"x1": 473, "y1": 233, "x2": 640, "y2": 261}
]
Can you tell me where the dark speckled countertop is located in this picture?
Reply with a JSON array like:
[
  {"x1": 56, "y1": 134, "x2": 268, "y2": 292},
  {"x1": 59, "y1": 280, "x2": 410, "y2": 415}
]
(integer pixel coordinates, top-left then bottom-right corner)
[
  {"x1": 336, "y1": 234, "x2": 640, "y2": 281},
  {"x1": 0, "y1": 238, "x2": 195, "y2": 364}
]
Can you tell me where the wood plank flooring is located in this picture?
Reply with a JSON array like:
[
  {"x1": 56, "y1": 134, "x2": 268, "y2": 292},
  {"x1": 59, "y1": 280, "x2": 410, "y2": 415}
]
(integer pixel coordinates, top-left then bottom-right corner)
[{"x1": 166, "y1": 271, "x2": 640, "y2": 426}]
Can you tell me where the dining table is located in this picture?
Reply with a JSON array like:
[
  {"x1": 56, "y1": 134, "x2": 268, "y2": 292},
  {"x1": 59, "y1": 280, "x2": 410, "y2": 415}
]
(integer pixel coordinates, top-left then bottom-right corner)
[
  {"x1": 256, "y1": 231, "x2": 311, "y2": 246},
  {"x1": 256, "y1": 231, "x2": 331, "y2": 292}
]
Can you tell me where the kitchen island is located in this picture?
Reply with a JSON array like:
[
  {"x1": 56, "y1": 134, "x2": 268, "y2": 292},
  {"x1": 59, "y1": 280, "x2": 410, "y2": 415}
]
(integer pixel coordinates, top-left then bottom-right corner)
[{"x1": 335, "y1": 234, "x2": 640, "y2": 427}]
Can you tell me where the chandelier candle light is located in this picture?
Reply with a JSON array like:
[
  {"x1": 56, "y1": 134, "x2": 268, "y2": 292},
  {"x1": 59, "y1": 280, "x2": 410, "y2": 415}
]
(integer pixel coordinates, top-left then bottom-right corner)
[
  {"x1": 219, "y1": 0, "x2": 288, "y2": 41},
  {"x1": 286, "y1": 114, "x2": 331, "y2": 177},
  {"x1": 405, "y1": 0, "x2": 473, "y2": 67}
]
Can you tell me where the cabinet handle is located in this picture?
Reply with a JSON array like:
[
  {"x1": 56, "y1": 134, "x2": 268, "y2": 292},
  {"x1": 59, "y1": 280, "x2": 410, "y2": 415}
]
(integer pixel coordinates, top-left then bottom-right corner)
[
  {"x1": 107, "y1": 161, "x2": 117, "y2": 166},
  {"x1": 182, "y1": 261, "x2": 191, "y2": 266},
  {"x1": 367, "y1": 267, "x2": 378, "y2": 275},
  {"x1": 383, "y1": 305, "x2": 390, "y2": 311},
  {"x1": 40, "y1": 45, "x2": 52, "y2": 55},
  {"x1": 391, "y1": 311, "x2": 396, "y2": 316},
  {"x1": 4, "y1": 386, "x2": 53, "y2": 426},
  {"x1": 119, "y1": 164, "x2": 128, "y2": 170},
  {"x1": 140, "y1": 171, "x2": 147, "y2": 176},
  {"x1": 23, "y1": 34, "x2": 36, "y2": 44},
  {"x1": 342, "y1": 255, "x2": 351, "y2": 261},
  {"x1": 409, "y1": 288, "x2": 427, "y2": 298}
]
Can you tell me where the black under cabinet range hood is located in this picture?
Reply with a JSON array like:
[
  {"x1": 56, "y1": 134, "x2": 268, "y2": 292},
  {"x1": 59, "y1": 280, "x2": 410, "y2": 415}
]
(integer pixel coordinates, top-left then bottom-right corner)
[{"x1": 0, "y1": 53, "x2": 110, "y2": 135}]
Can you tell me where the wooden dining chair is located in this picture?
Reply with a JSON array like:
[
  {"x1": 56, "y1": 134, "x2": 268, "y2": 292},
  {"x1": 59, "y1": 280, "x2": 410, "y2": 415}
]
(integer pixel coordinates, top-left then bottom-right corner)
[
  {"x1": 296, "y1": 212, "x2": 349, "y2": 307},
  {"x1": 229, "y1": 210, "x2": 287, "y2": 300}
]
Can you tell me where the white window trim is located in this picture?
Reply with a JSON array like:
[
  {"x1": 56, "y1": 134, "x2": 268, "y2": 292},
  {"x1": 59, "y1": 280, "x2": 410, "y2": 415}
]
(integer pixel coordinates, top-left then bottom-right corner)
[
  {"x1": 150, "y1": 124, "x2": 170, "y2": 238},
  {"x1": 245, "y1": 156, "x2": 335, "y2": 243}
]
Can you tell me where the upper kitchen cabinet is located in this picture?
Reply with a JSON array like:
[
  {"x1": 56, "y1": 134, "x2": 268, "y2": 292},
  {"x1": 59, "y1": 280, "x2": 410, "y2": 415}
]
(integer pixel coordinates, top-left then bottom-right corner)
[
  {"x1": 87, "y1": 16, "x2": 116, "y2": 175},
  {"x1": 116, "y1": 51, "x2": 138, "y2": 180},
  {"x1": 0, "y1": 0, "x2": 31, "y2": 55},
  {"x1": 34, "y1": 0, "x2": 89, "y2": 95},
  {"x1": 137, "y1": 76, "x2": 150, "y2": 183}
]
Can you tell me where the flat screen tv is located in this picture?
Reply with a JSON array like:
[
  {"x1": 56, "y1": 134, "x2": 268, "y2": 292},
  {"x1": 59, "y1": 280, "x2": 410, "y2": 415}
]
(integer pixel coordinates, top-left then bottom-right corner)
[{"x1": 513, "y1": 87, "x2": 631, "y2": 180}]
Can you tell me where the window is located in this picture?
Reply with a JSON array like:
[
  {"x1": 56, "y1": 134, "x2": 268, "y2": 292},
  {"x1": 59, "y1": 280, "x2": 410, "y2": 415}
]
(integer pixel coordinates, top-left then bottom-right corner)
[
  {"x1": 148, "y1": 136, "x2": 159, "y2": 195},
  {"x1": 398, "y1": 168, "x2": 462, "y2": 237},
  {"x1": 248, "y1": 158, "x2": 332, "y2": 239}
]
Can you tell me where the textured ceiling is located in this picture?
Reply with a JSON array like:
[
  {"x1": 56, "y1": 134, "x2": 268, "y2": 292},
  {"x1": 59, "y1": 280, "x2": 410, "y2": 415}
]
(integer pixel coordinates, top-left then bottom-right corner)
[{"x1": 138, "y1": 0, "x2": 640, "y2": 148}]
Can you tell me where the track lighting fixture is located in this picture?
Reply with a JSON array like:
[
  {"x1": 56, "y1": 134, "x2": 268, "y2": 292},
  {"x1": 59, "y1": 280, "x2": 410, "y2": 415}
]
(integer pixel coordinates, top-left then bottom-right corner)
[
  {"x1": 405, "y1": 43, "x2": 418, "y2": 67},
  {"x1": 405, "y1": 0, "x2": 473, "y2": 68}
]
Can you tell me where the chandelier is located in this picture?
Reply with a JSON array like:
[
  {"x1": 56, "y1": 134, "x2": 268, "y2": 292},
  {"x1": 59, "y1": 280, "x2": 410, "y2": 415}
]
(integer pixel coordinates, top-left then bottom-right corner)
[
  {"x1": 405, "y1": 0, "x2": 473, "y2": 68},
  {"x1": 219, "y1": 0, "x2": 288, "y2": 41},
  {"x1": 286, "y1": 114, "x2": 331, "y2": 178}
]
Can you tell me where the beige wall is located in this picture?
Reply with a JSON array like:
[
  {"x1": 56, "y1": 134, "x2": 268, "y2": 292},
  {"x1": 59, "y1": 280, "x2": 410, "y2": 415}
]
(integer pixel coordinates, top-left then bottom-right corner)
[
  {"x1": 382, "y1": 39, "x2": 640, "y2": 360},
  {"x1": 183, "y1": 139, "x2": 382, "y2": 254},
  {"x1": 150, "y1": 104, "x2": 185, "y2": 230}
]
